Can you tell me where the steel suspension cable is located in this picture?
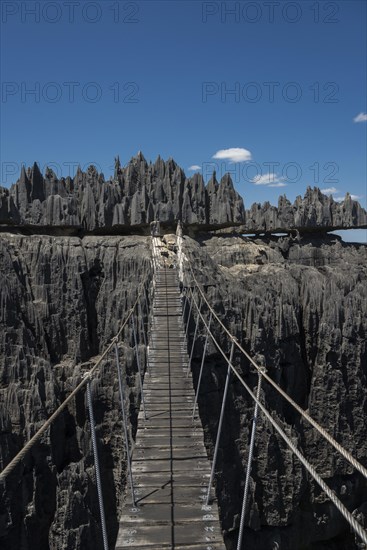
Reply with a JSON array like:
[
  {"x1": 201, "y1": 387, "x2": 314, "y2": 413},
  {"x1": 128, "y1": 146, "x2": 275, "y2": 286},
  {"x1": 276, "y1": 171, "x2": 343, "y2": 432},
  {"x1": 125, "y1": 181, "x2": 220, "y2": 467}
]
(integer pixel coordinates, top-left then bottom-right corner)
[
  {"x1": 192, "y1": 310, "x2": 212, "y2": 419},
  {"x1": 186, "y1": 288, "x2": 367, "y2": 545},
  {"x1": 206, "y1": 339, "x2": 235, "y2": 506},
  {"x1": 0, "y1": 274, "x2": 150, "y2": 482},
  {"x1": 237, "y1": 371, "x2": 263, "y2": 550},
  {"x1": 186, "y1": 297, "x2": 202, "y2": 378},
  {"x1": 230, "y1": 365, "x2": 367, "y2": 546},
  {"x1": 182, "y1": 250, "x2": 367, "y2": 482},
  {"x1": 86, "y1": 379, "x2": 109, "y2": 550},
  {"x1": 115, "y1": 343, "x2": 136, "y2": 507},
  {"x1": 132, "y1": 314, "x2": 147, "y2": 420}
]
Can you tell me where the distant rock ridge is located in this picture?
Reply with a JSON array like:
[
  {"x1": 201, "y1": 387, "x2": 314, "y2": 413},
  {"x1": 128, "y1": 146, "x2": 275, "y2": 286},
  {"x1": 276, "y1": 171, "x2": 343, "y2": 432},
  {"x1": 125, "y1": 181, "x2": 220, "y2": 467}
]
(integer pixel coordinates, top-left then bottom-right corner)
[
  {"x1": 0, "y1": 153, "x2": 366, "y2": 232},
  {"x1": 245, "y1": 187, "x2": 367, "y2": 233}
]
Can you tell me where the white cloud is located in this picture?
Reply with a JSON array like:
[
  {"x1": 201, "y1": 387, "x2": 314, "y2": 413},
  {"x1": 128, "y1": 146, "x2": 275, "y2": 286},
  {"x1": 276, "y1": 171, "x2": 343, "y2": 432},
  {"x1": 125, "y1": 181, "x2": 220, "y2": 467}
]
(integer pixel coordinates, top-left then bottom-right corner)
[
  {"x1": 188, "y1": 165, "x2": 201, "y2": 171},
  {"x1": 212, "y1": 147, "x2": 252, "y2": 163},
  {"x1": 321, "y1": 187, "x2": 339, "y2": 195},
  {"x1": 331, "y1": 193, "x2": 363, "y2": 202},
  {"x1": 252, "y1": 173, "x2": 287, "y2": 186},
  {"x1": 353, "y1": 112, "x2": 367, "y2": 123}
]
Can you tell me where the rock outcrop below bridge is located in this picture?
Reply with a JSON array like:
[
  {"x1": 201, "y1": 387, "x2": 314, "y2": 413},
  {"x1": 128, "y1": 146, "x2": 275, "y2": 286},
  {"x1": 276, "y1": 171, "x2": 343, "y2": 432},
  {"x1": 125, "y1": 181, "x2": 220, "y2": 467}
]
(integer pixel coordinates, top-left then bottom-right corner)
[{"x1": 1, "y1": 230, "x2": 366, "y2": 550}]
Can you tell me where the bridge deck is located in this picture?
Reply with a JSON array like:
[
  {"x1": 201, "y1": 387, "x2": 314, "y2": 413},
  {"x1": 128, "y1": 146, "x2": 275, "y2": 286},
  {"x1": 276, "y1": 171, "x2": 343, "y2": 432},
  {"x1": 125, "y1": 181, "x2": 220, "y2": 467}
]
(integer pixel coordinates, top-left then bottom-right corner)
[{"x1": 115, "y1": 268, "x2": 224, "y2": 549}]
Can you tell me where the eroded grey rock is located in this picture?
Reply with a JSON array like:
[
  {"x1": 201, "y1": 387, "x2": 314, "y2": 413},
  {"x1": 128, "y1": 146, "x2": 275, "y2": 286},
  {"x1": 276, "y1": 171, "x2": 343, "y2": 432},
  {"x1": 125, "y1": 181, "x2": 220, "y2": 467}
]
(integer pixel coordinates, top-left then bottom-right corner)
[
  {"x1": 2, "y1": 155, "x2": 364, "y2": 233},
  {"x1": 183, "y1": 233, "x2": 367, "y2": 549},
  {"x1": 0, "y1": 234, "x2": 152, "y2": 550},
  {"x1": 0, "y1": 226, "x2": 366, "y2": 550},
  {"x1": 244, "y1": 187, "x2": 367, "y2": 233}
]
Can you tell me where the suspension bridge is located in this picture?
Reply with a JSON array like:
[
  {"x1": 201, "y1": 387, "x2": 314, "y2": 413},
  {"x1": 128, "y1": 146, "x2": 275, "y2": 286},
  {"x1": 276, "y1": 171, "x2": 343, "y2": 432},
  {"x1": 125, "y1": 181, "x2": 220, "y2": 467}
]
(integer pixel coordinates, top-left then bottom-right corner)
[
  {"x1": 0, "y1": 224, "x2": 367, "y2": 550},
  {"x1": 115, "y1": 265, "x2": 222, "y2": 548}
]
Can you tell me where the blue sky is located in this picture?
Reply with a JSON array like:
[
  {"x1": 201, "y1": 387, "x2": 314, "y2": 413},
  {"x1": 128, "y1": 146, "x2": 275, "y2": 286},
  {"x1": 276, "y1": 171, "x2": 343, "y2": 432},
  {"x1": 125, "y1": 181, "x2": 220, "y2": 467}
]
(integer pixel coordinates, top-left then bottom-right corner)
[{"x1": 1, "y1": 1, "x2": 366, "y2": 239}]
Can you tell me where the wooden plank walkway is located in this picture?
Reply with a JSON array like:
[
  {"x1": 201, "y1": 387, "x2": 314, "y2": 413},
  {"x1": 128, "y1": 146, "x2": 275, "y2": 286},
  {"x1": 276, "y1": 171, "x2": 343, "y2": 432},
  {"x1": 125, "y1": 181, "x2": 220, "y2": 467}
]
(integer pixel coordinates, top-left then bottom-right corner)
[{"x1": 115, "y1": 267, "x2": 225, "y2": 549}]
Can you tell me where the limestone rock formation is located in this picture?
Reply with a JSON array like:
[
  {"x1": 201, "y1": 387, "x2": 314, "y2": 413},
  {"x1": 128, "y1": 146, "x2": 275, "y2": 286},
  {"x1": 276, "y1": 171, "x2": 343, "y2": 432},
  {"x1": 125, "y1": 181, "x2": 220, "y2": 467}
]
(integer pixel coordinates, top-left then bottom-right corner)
[
  {"x1": 207, "y1": 172, "x2": 245, "y2": 225},
  {"x1": 1, "y1": 154, "x2": 365, "y2": 232},
  {"x1": 1, "y1": 154, "x2": 244, "y2": 229},
  {"x1": 0, "y1": 234, "x2": 152, "y2": 550},
  {"x1": 0, "y1": 229, "x2": 366, "y2": 549},
  {"x1": 244, "y1": 187, "x2": 367, "y2": 233},
  {"x1": 0, "y1": 153, "x2": 367, "y2": 550},
  {"x1": 183, "y1": 233, "x2": 367, "y2": 550}
]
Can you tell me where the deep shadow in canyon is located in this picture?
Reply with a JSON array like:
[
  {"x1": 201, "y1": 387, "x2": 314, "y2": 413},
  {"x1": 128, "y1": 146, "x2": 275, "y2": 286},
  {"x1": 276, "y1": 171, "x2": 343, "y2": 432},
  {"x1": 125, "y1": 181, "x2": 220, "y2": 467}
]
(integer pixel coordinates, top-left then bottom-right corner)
[{"x1": 0, "y1": 229, "x2": 366, "y2": 550}]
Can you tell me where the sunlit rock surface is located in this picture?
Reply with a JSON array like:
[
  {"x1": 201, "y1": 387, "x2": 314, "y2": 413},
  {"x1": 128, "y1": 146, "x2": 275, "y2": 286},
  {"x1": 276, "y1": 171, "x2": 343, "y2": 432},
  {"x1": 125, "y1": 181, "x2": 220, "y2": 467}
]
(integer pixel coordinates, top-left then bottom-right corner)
[
  {"x1": 0, "y1": 157, "x2": 366, "y2": 549},
  {"x1": 1, "y1": 155, "x2": 365, "y2": 232}
]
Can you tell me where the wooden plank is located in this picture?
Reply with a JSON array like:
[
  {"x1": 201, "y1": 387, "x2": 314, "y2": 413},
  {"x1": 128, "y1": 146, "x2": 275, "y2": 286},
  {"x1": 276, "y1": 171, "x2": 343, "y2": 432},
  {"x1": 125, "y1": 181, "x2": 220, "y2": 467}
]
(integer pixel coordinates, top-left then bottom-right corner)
[{"x1": 115, "y1": 267, "x2": 224, "y2": 549}]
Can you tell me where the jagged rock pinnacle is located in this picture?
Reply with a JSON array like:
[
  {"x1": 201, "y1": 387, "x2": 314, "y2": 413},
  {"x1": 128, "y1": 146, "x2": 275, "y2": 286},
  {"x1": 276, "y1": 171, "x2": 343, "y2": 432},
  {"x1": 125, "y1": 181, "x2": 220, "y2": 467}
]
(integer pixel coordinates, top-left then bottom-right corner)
[{"x1": 0, "y1": 153, "x2": 365, "y2": 232}]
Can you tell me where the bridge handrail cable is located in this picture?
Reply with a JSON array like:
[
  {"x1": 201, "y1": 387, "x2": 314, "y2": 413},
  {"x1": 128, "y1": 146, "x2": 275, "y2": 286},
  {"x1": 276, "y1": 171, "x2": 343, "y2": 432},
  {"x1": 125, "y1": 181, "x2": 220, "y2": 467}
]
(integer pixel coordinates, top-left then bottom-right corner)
[
  {"x1": 186, "y1": 286, "x2": 367, "y2": 545},
  {"x1": 182, "y1": 248, "x2": 367, "y2": 483},
  {"x1": 0, "y1": 273, "x2": 150, "y2": 483}
]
